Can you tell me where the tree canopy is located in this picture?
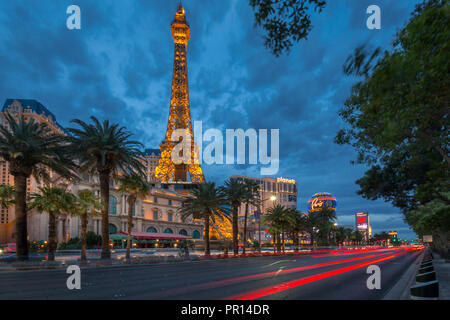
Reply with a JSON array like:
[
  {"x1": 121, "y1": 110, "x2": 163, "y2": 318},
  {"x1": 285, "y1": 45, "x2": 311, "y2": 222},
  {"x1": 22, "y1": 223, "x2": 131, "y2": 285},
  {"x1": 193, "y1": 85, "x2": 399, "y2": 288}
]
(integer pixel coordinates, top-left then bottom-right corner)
[
  {"x1": 336, "y1": 0, "x2": 449, "y2": 212},
  {"x1": 249, "y1": 0, "x2": 326, "y2": 56},
  {"x1": 335, "y1": 0, "x2": 449, "y2": 254}
]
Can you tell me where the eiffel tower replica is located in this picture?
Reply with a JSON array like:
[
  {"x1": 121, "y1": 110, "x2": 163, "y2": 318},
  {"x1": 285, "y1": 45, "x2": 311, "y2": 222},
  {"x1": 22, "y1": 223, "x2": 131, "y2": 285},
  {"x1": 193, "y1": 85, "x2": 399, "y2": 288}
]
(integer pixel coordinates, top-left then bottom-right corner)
[{"x1": 155, "y1": 4, "x2": 205, "y2": 185}]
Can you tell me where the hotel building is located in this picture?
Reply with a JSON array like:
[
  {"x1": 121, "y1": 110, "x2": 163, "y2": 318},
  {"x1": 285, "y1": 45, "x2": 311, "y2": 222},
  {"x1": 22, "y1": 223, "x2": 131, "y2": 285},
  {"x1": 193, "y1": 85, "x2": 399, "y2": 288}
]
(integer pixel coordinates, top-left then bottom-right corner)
[
  {"x1": 230, "y1": 175, "x2": 298, "y2": 243},
  {"x1": 0, "y1": 99, "x2": 203, "y2": 245}
]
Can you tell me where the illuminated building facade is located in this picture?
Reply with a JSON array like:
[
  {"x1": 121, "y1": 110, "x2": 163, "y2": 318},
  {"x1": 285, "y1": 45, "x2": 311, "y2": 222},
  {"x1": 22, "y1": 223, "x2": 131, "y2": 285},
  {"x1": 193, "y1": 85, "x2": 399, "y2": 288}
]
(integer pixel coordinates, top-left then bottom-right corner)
[
  {"x1": 0, "y1": 99, "x2": 203, "y2": 245},
  {"x1": 28, "y1": 178, "x2": 203, "y2": 244},
  {"x1": 0, "y1": 99, "x2": 65, "y2": 244},
  {"x1": 155, "y1": 5, "x2": 204, "y2": 183},
  {"x1": 230, "y1": 175, "x2": 298, "y2": 243}
]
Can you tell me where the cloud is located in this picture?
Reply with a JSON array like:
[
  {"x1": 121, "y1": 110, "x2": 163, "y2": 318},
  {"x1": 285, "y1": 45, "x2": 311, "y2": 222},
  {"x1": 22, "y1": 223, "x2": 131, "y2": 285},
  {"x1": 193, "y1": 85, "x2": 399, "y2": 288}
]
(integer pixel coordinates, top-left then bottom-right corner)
[{"x1": 0, "y1": 0, "x2": 421, "y2": 240}]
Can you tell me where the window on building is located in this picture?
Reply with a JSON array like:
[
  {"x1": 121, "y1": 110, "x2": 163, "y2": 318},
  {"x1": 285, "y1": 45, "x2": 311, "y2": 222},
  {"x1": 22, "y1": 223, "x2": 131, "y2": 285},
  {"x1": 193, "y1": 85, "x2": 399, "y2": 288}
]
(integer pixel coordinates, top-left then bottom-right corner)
[
  {"x1": 192, "y1": 230, "x2": 200, "y2": 239},
  {"x1": 109, "y1": 196, "x2": 117, "y2": 215},
  {"x1": 153, "y1": 210, "x2": 158, "y2": 220},
  {"x1": 153, "y1": 196, "x2": 158, "y2": 204},
  {"x1": 168, "y1": 212, "x2": 173, "y2": 222},
  {"x1": 179, "y1": 229, "x2": 187, "y2": 236},
  {"x1": 164, "y1": 228, "x2": 173, "y2": 234},
  {"x1": 109, "y1": 224, "x2": 117, "y2": 234},
  {"x1": 146, "y1": 227, "x2": 157, "y2": 233},
  {"x1": 168, "y1": 199, "x2": 172, "y2": 206}
]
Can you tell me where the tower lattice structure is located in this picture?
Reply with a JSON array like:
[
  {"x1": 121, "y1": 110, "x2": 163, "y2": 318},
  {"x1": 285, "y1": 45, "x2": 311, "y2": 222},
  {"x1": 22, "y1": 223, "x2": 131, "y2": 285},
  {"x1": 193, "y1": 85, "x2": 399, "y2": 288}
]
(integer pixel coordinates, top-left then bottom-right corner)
[{"x1": 155, "y1": 5, "x2": 204, "y2": 183}]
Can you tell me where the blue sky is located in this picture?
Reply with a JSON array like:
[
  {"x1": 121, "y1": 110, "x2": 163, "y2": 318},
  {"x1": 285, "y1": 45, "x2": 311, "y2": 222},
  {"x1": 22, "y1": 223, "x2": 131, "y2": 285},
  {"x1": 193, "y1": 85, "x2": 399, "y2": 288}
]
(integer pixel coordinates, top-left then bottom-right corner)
[{"x1": 0, "y1": 0, "x2": 424, "y2": 240}]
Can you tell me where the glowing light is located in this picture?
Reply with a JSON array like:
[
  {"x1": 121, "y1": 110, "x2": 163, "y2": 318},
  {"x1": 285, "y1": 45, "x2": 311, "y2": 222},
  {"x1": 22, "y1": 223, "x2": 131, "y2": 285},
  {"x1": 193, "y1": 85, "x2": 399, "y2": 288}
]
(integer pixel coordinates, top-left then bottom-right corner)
[{"x1": 226, "y1": 252, "x2": 406, "y2": 300}]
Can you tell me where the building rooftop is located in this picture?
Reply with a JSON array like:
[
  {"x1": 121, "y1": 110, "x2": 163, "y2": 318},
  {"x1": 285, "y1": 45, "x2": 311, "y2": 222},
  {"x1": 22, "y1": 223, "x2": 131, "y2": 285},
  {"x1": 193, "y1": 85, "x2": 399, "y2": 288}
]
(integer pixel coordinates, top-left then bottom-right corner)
[
  {"x1": 2, "y1": 99, "x2": 64, "y2": 131},
  {"x1": 144, "y1": 148, "x2": 161, "y2": 157}
]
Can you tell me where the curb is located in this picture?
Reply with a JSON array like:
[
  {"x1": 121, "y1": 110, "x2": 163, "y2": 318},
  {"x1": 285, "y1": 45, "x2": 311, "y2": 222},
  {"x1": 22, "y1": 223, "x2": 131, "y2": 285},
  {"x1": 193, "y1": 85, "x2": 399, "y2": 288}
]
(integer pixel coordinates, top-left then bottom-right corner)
[{"x1": 383, "y1": 249, "x2": 424, "y2": 300}]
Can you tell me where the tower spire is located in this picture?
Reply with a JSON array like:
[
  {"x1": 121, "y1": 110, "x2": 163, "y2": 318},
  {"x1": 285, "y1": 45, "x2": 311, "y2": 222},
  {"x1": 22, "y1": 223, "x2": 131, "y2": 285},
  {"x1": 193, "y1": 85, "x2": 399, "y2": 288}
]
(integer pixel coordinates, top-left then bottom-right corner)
[{"x1": 155, "y1": 6, "x2": 204, "y2": 183}]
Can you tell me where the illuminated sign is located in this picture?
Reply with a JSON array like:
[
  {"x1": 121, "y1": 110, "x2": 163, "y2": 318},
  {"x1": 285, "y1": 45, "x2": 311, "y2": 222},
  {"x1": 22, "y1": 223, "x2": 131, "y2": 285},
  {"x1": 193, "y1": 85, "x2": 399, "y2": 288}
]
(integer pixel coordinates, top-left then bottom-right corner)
[
  {"x1": 355, "y1": 212, "x2": 369, "y2": 230},
  {"x1": 277, "y1": 177, "x2": 296, "y2": 184},
  {"x1": 308, "y1": 193, "x2": 337, "y2": 212}
]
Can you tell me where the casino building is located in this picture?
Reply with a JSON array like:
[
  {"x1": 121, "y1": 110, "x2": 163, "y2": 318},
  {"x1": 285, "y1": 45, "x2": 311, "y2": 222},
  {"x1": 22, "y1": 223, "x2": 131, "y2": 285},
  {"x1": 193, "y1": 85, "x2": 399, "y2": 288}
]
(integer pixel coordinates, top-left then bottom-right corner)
[
  {"x1": 230, "y1": 175, "x2": 298, "y2": 244},
  {"x1": 0, "y1": 99, "x2": 203, "y2": 245}
]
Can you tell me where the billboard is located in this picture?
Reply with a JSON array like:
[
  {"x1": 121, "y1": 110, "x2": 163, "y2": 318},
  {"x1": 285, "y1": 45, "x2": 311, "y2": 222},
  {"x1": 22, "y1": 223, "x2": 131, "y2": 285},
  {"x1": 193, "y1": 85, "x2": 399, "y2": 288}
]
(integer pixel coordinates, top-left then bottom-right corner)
[{"x1": 355, "y1": 212, "x2": 369, "y2": 230}]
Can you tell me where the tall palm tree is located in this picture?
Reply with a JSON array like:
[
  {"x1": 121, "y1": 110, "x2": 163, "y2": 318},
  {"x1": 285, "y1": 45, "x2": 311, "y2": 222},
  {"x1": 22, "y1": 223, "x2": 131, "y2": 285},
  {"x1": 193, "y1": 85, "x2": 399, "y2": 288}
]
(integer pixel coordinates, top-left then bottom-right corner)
[
  {"x1": 0, "y1": 184, "x2": 15, "y2": 209},
  {"x1": 0, "y1": 113, "x2": 77, "y2": 261},
  {"x1": 304, "y1": 211, "x2": 320, "y2": 247},
  {"x1": 67, "y1": 116, "x2": 145, "y2": 259},
  {"x1": 263, "y1": 204, "x2": 294, "y2": 252},
  {"x1": 286, "y1": 209, "x2": 306, "y2": 251},
  {"x1": 74, "y1": 189, "x2": 102, "y2": 261},
  {"x1": 242, "y1": 179, "x2": 260, "y2": 254},
  {"x1": 315, "y1": 208, "x2": 337, "y2": 246},
  {"x1": 117, "y1": 173, "x2": 151, "y2": 261},
  {"x1": 221, "y1": 179, "x2": 246, "y2": 255},
  {"x1": 179, "y1": 182, "x2": 230, "y2": 256},
  {"x1": 29, "y1": 187, "x2": 76, "y2": 261}
]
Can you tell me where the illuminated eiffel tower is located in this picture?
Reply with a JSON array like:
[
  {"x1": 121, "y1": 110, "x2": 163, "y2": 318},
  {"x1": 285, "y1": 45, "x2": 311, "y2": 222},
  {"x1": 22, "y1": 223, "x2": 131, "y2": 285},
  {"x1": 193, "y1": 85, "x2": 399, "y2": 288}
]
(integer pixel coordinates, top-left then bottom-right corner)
[{"x1": 155, "y1": 4, "x2": 205, "y2": 183}]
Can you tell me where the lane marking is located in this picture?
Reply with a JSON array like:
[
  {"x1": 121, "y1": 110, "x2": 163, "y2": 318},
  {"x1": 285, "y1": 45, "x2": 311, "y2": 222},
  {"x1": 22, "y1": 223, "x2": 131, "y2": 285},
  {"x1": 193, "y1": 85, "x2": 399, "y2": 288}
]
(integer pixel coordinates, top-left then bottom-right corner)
[
  {"x1": 155, "y1": 251, "x2": 394, "y2": 298},
  {"x1": 224, "y1": 252, "x2": 407, "y2": 300}
]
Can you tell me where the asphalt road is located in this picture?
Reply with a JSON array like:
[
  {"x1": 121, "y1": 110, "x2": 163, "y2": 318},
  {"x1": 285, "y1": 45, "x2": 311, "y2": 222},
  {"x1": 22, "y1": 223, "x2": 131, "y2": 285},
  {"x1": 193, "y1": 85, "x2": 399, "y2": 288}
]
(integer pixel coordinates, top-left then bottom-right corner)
[{"x1": 0, "y1": 247, "x2": 422, "y2": 300}]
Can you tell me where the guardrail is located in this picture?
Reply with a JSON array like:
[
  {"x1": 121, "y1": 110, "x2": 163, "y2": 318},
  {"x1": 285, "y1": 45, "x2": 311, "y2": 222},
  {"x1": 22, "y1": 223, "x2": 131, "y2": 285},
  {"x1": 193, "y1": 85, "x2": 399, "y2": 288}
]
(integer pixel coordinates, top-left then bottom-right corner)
[{"x1": 410, "y1": 252, "x2": 439, "y2": 300}]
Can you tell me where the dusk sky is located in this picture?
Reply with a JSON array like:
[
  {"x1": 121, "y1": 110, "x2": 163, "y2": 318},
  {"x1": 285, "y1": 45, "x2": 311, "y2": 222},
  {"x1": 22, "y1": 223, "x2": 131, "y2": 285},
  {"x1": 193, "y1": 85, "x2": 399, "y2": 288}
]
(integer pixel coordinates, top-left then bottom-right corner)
[{"x1": 0, "y1": 1, "x2": 424, "y2": 239}]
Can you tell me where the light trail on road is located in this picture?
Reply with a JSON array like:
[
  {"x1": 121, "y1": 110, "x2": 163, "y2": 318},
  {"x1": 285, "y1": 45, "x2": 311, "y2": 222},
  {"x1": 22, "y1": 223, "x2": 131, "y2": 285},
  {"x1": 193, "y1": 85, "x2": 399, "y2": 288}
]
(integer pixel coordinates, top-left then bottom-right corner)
[
  {"x1": 157, "y1": 249, "x2": 395, "y2": 298},
  {"x1": 225, "y1": 251, "x2": 408, "y2": 300}
]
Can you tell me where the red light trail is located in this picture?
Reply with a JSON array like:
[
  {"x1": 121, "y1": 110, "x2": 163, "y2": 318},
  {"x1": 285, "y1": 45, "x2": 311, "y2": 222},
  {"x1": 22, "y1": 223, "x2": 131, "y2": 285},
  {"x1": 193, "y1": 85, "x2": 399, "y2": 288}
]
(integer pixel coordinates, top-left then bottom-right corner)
[
  {"x1": 225, "y1": 251, "x2": 407, "y2": 300},
  {"x1": 157, "y1": 250, "x2": 396, "y2": 298}
]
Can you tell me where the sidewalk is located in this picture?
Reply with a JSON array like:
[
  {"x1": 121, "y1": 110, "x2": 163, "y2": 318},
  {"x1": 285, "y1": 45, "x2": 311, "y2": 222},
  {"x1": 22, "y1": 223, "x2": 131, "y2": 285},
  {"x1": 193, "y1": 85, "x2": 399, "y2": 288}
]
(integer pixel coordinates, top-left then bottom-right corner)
[{"x1": 433, "y1": 252, "x2": 450, "y2": 300}]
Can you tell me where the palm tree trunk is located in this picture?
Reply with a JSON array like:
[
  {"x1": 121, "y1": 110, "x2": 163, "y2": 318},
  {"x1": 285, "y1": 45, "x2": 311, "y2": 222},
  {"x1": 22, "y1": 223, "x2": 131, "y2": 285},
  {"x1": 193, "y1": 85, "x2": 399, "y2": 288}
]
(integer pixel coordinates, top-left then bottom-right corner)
[
  {"x1": 99, "y1": 170, "x2": 111, "y2": 259},
  {"x1": 80, "y1": 210, "x2": 88, "y2": 261},
  {"x1": 281, "y1": 229, "x2": 285, "y2": 252},
  {"x1": 243, "y1": 202, "x2": 249, "y2": 254},
  {"x1": 61, "y1": 215, "x2": 66, "y2": 243},
  {"x1": 14, "y1": 174, "x2": 28, "y2": 261},
  {"x1": 277, "y1": 232, "x2": 281, "y2": 252},
  {"x1": 126, "y1": 195, "x2": 135, "y2": 261},
  {"x1": 205, "y1": 210, "x2": 210, "y2": 256},
  {"x1": 48, "y1": 211, "x2": 57, "y2": 261},
  {"x1": 232, "y1": 205, "x2": 239, "y2": 256}
]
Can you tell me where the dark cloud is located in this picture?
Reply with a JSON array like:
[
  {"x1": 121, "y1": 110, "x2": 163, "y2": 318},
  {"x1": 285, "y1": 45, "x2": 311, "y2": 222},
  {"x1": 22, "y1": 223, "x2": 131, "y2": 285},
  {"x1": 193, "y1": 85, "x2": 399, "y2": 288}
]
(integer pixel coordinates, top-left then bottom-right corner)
[{"x1": 0, "y1": 0, "x2": 421, "y2": 240}]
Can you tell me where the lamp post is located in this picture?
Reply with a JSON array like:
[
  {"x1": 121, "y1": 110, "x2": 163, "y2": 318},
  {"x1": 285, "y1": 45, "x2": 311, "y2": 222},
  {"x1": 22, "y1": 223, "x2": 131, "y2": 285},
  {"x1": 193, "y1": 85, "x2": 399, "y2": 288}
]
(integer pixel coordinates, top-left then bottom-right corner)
[{"x1": 256, "y1": 195, "x2": 277, "y2": 253}]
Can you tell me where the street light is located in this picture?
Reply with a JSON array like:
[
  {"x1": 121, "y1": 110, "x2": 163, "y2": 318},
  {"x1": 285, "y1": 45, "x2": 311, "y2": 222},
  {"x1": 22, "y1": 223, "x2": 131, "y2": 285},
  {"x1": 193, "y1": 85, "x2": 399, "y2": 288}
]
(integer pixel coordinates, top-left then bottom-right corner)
[{"x1": 256, "y1": 195, "x2": 277, "y2": 253}]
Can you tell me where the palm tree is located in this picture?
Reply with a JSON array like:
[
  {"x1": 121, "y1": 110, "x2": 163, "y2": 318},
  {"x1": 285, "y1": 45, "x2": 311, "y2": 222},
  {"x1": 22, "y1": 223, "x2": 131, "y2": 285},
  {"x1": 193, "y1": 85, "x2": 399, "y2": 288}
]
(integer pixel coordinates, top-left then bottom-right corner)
[
  {"x1": 67, "y1": 116, "x2": 145, "y2": 259},
  {"x1": 220, "y1": 179, "x2": 246, "y2": 255},
  {"x1": 74, "y1": 189, "x2": 102, "y2": 261},
  {"x1": 29, "y1": 187, "x2": 76, "y2": 261},
  {"x1": 263, "y1": 204, "x2": 294, "y2": 252},
  {"x1": 242, "y1": 179, "x2": 260, "y2": 254},
  {"x1": 286, "y1": 209, "x2": 306, "y2": 251},
  {"x1": 315, "y1": 208, "x2": 337, "y2": 246},
  {"x1": 179, "y1": 182, "x2": 230, "y2": 255},
  {"x1": 0, "y1": 185, "x2": 15, "y2": 209},
  {"x1": 0, "y1": 113, "x2": 77, "y2": 260},
  {"x1": 117, "y1": 174, "x2": 151, "y2": 261},
  {"x1": 304, "y1": 211, "x2": 320, "y2": 247}
]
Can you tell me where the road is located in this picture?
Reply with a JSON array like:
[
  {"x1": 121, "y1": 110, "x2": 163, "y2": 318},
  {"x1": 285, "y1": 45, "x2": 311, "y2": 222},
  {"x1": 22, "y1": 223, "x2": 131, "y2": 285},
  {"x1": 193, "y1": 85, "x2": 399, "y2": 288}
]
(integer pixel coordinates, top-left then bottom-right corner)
[{"x1": 0, "y1": 247, "x2": 422, "y2": 300}]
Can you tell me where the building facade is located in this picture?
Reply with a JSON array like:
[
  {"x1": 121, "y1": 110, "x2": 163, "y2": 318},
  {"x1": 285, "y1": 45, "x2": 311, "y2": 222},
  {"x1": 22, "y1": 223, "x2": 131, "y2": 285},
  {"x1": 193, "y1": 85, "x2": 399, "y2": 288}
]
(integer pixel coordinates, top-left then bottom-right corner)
[
  {"x1": 230, "y1": 175, "x2": 298, "y2": 243},
  {"x1": 0, "y1": 99, "x2": 203, "y2": 245},
  {"x1": 0, "y1": 99, "x2": 66, "y2": 244}
]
